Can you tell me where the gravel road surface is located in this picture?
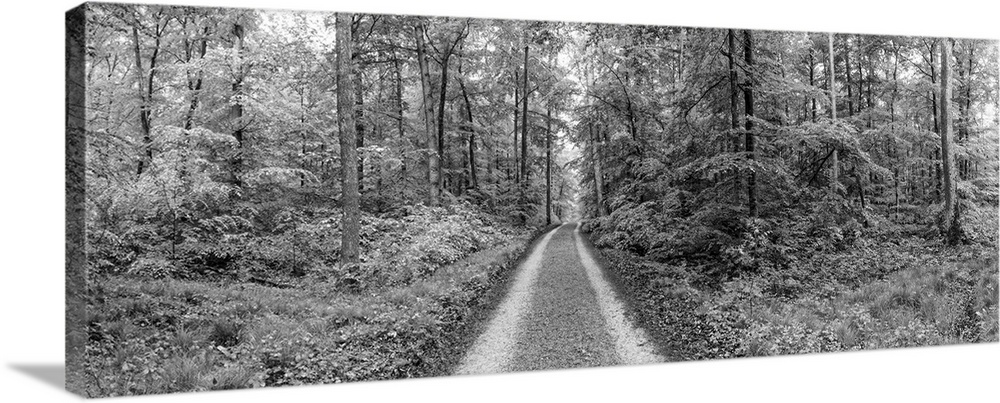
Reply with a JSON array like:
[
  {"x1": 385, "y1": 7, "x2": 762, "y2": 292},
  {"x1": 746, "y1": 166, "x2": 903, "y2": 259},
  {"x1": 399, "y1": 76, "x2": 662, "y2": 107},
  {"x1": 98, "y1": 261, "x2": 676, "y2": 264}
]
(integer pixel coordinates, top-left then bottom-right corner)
[{"x1": 454, "y1": 223, "x2": 662, "y2": 375}]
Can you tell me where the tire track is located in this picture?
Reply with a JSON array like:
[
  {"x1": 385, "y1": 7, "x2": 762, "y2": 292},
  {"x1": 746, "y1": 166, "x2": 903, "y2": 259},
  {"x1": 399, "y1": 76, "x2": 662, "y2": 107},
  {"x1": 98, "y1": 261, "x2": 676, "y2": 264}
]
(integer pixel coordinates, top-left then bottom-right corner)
[{"x1": 454, "y1": 223, "x2": 662, "y2": 375}]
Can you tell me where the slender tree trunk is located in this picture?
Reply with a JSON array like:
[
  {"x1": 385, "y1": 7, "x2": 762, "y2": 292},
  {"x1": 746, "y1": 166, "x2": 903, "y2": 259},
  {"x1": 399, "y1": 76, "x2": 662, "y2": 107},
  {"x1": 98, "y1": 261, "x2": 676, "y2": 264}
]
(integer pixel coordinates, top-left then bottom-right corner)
[
  {"x1": 459, "y1": 71, "x2": 478, "y2": 190},
  {"x1": 394, "y1": 51, "x2": 405, "y2": 138},
  {"x1": 184, "y1": 26, "x2": 209, "y2": 130},
  {"x1": 809, "y1": 47, "x2": 817, "y2": 123},
  {"x1": 857, "y1": 48, "x2": 865, "y2": 119},
  {"x1": 939, "y1": 38, "x2": 961, "y2": 244},
  {"x1": 728, "y1": 30, "x2": 740, "y2": 151},
  {"x1": 521, "y1": 45, "x2": 529, "y2": 183},
  {"x1": 590, "y1": 122, "x2": 605, "y2": 217},
  {"x1": 930, "y1": 43, "x2": 942, "y2": 199},
  {"x1": 230, "y1": 22, "x2": 245, "y2": 187},
  {"x1": 354, "y1": 62, "x2": 365, "y2": 191},
  {"x1": 744, "y1": 30, "x2": 757, "y2": 218},
  {"x1": 965, "y1": 45, "x2": 974, "y2": 179},
  {"x1": 514, "y1": 69, "x2": 520, "y2": 183},
  {"x1": 391, "y1": 49, "x2": 408, "y2": 197},
  {"x1": 131, "y1": 22, "x2": 157, "y2": 177},
  {"x1": 829, "y1": 32, "x2": 839, "y2": 192},
  {"x1": 415, "y1": 22, "x2": 437, "y2": 206},
  {"x1": 436, "y1": 50, "x2": 452, "y2": 198},
  {"x1": 545, "y1": 104, "x2": 552, "y2": 225},
  {"x1": 336, "y1": 13, "x2": 360, "y2": 265},
  {"x1": 845, "y1": 35, "x2": 854, "y2": 117}
]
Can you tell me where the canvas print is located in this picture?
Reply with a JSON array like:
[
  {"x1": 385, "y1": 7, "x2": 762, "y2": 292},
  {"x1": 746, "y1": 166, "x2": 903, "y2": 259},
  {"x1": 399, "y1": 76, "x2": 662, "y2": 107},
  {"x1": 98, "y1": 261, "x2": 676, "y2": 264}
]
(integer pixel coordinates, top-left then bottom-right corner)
[{"x1": 65, "y1": 1, "x2": 999, "y2": 398}]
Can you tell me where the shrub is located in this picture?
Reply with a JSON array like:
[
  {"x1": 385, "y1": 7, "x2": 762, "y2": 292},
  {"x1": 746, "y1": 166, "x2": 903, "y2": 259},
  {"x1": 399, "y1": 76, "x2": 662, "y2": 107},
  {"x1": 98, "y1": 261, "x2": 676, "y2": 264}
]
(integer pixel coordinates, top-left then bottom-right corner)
[{"x1": 127, "y1": 256, "x2": 177, "y2": 279}]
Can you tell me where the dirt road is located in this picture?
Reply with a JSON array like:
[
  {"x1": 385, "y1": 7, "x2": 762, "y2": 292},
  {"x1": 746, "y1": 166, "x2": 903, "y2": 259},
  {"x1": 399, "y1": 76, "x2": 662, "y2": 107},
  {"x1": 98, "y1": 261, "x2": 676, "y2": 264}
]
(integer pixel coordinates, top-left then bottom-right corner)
[{"x1": 454, "y1": 223, "x2": 663, "y2": 375}]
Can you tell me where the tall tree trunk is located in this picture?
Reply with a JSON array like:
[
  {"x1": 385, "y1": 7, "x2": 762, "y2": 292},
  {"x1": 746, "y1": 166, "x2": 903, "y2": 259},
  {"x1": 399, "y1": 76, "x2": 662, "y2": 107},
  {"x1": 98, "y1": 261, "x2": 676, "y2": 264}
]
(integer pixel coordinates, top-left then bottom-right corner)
[
  {"x1": 809, "y1": 47, "x2": 817, "y2": 123},
  {"x1": 939, "y1": 38, "x2": 961, "y2": 245},
  {"x1": 957, "y1": 43, "x2": 974, "y2": 180},
  {"x1": 545, "y1": 104, "x2": 552, "y2": 225},
  {"x1": 521, "y1": 45, "x2": 529, "y2": 184},
  {"x1": 392, "y1": 49, "x2": 407, "y2": 197},
  {"x1": 828, "y1": 32, "x2": 839, "y2": 192},
  {"x1": 744, "y1": 30, "x2": 757, "y2": 218},
  {"x1": 590, "y1": 122, "x2": 605, "y2": 217},
  {"x1": 857, "y1": 47, "x2": 865, "y2": 119},
  {"x1": 457, "y1": 42, "x2": 477, "y2": 191},
  {"x1": 131, "y1": 21, "x2": 158, "y2": 177},
  {"x1": 393, "y1": 51, "x2": 405, "y2": 138},
  {"x1": 184, "y1": 25, "x2": 209, "y2": 130},
  {"x1": 415, "y1": 22, "x2": 437, "y2": 206},
  {"x1": 845, "y1": 35, "x2": 854, "y2": 117},
  {"x1": 513, "y1": 69, "x2": 520, "y2": 183},
  {"x1": 966, "y1": 45, "x2": 974, "y2": 180},
  {"x1": 459, "y1": 78, "x2": 478, "y2": 190},
  {"x1": 436, "y1": 51, "x2": 452, "y2": 198},
  {"x1": 354, "y1": 63, "x2": 365, "y2": 191},
  {"x1": 230, "y1": 22, "x2": 245, "y2": 187},
  {"x1": 728, "y1": 30, "x2": 740, "y2": 151},
  {"x1": 336, "y1": 13, "x2": 360, "y2": 265},
  {"x1": 930, "y1": 42, "x2": 942, "y2": 199}
]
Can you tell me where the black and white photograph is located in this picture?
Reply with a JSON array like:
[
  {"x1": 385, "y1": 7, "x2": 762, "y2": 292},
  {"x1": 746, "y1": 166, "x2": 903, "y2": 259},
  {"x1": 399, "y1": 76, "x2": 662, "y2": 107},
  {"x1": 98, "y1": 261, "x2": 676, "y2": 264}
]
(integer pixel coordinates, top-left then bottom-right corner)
[{"x1": 3, "y1": 0, "x2": 1000, "y2": 402}]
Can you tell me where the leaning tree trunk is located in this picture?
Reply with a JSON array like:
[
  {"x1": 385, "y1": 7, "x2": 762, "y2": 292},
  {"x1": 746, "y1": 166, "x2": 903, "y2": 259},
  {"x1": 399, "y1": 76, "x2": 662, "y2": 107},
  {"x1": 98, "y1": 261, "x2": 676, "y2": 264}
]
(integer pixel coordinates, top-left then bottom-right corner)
[{"x1": 336, "y1": 12, "x2": 360, "y2": 265}]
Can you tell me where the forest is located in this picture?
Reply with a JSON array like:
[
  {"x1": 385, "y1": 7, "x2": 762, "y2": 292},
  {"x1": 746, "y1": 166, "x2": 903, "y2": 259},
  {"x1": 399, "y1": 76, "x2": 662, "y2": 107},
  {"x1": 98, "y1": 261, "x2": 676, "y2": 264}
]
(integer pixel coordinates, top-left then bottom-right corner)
[{"x1": 67, "y1": 3, "x2": 998, "y2": 397}]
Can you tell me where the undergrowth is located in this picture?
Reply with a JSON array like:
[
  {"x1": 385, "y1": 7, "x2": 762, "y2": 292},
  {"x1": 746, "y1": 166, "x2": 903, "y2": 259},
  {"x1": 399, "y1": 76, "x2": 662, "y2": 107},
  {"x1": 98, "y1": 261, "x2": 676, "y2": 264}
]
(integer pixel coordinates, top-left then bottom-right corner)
[
  {"x1": 597, "y1": 218, "x2": 999, "y2": 361},
  {"x1": 71, "y1": 203, "x2": 532, "y2": 397}
]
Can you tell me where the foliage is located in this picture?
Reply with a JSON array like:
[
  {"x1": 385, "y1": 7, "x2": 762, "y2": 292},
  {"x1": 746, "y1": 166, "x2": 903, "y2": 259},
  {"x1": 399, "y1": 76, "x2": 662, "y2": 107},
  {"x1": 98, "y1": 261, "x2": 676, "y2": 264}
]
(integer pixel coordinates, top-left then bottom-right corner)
[
  {"x1": 74, "y1": 226, "x2": 534, "y2": 397},
  {"x1": 597, "y1": 227, "x2": 999, "y2": 361}
]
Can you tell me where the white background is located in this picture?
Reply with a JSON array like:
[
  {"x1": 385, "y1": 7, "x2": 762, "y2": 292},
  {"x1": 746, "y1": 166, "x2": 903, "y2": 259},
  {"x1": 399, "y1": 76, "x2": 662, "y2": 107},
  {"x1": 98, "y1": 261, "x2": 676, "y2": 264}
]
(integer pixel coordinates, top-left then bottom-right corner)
[{"x1": 1, "y1": 0, "x2": 997, "y2": 401}]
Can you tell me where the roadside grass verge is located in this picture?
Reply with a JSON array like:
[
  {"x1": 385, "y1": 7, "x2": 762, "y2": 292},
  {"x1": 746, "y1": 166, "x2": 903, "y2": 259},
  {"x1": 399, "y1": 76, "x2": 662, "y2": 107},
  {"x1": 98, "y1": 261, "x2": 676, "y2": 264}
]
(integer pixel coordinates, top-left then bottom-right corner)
[
  {"x1": 73, "y1": 229, "x2": 534, "y2": 398},
  {"x1": 598, "y1": 237, "x2": 999, "y2": 361},
  {"x1": 740, "y1": 250, "x2": 998, "y2": 356}
]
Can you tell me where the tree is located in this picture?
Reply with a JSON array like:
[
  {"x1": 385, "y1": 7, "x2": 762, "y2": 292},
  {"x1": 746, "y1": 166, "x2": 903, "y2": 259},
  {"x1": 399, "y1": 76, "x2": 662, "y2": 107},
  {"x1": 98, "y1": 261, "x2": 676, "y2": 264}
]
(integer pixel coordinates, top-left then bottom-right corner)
[
  {"x1": 229, "y1": 19, "x2": 246, "y2": 187},
  {"x1": 828, "y1": 32, "x2": 839, "y2": 192},
  {"x1": 336, "y1": 12, "x2": 360, "y2": 265},
  {"x1": 130, "y1": 8, "x2": 167, "y2": 177},
  {"x1": 743, "y1": 29, "x2": 757, "y2": 218},
  {"x1": 415, "y1": 20, "x2": 437, "y2": 206},
  {"x1": 728, "y1": 29, "x2": 740, "y2": 151},
  {"x1": 939, "y1": 38, "x2": 961, "y2": 244},
  {"x1": 520, "y1": 44, "x2": 530, "y2": 184}
]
